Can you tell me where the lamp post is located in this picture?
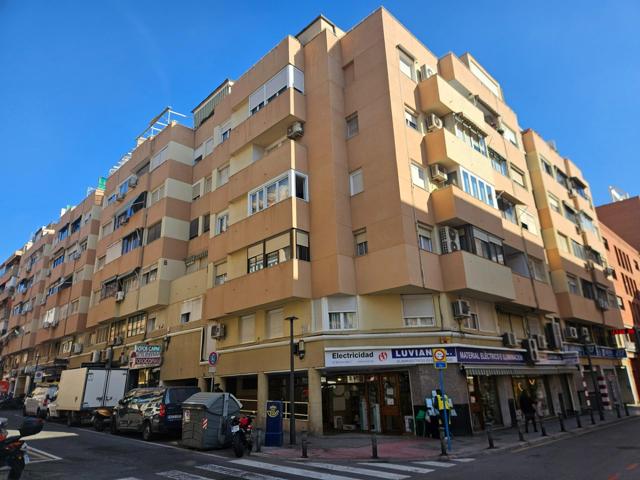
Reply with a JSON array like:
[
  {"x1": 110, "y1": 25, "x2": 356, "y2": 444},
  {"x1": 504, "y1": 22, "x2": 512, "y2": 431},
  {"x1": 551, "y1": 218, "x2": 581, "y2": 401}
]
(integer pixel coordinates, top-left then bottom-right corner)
[{"x1": 285, "y1": 315, "x2": 299, "y2": 445}]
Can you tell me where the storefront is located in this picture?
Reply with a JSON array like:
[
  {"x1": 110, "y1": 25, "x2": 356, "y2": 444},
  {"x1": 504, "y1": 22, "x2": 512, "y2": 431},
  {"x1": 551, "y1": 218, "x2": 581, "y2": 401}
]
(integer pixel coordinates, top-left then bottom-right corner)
[{"x1": 127, "y1": 343, "x2": 162, "y2": 389}]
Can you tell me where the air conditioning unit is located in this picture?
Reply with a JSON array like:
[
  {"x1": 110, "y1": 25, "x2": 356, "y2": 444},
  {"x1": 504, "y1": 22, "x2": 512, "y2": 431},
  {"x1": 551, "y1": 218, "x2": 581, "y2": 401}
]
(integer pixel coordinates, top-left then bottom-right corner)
[
  {"x1": 210, "y1": 323, "x2": 226, "y2": 339},
  {"x1": 115, "y1": 291, "x2": 125, "y2": 302},
  {"x1": 419, "y1": 64, "x2": 435, "y2": 81},
  {"x1": 533, "y1": 334, "x2": 548, "y2": 350},
  {"x1": 597, "y1": 298, "x2": 609, "y2": 311},
  {"x1": 425, "y1": 113, "x2": 443, "y2": 132},
  {"x1": 438, "y1": 226, "x2": 460, "y2": 254},
  {"x1": 128, "y1": 175, "x2": 139, "y2": 188},
  {"x1": 604, "y1": 267, "x2": 614, "y2": 277},
  {"x1": 546, "y1": 322, "x2": 563, "y2": 350},
  {"x1": 116, "y1": 192, "x2": 126, "y2": 202},
  {"x1": 502, "y1": 332, "x2": 518, "y2": 348},
  {"x1": 72, "y1": 252, "x2": 81, "y2": 261},
  {"x1": 72, "y1": 343, "x2": 83, "y2": 354},
  {"x1": 452, "y1": 299, "x2": 471, "y2": 318},
  {"x1": 287, "y1": 121, "x2": 304, "y2": 139},
  {"x1": 495, "y1": 116, "x2": 506, "y2": 134},
  {"x1": 523, "y1": 337, "x2": 540, "y2": 363},
  {"x1": 429, "y1": 164, "x2": 448, "y2": 183},
  {"x1": 90, "y1": 350, "x2": 101, "y2": 363},
  {"x1": 564, "y1": 326, "x2": 578, "y2": 340},
  {"x1": 113, "y1": 336, "x2": 124, "y2": 346}
]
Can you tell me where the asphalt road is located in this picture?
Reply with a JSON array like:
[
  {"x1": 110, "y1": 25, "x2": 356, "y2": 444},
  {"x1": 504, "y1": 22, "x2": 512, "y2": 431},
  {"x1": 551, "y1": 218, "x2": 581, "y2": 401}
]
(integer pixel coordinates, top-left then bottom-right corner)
[{"x1": 3, "y1": 409, "x2": 639, "y2": 480}]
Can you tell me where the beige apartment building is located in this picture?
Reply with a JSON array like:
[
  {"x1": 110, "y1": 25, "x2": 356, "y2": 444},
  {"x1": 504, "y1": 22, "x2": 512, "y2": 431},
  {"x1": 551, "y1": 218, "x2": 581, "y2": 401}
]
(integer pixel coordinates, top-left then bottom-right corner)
[{"x1": 0, "y1": 8, "x2": 629, "y2": 436}]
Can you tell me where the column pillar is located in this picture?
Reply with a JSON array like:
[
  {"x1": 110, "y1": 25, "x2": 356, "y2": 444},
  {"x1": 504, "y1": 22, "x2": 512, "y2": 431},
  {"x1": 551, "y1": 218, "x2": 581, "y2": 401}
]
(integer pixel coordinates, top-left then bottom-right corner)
[
  {"x1": 307, "y1": 368, "x2": 323, "y2": 435},
  {"x1": 256, "y1": 372, "x2": 268, "y2": 429}
]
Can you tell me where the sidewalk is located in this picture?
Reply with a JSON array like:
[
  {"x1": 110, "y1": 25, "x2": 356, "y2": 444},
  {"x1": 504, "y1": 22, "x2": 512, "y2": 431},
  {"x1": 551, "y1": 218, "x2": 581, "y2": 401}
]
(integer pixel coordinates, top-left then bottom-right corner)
[{"x1": 256, "y1": 407, "x2": 640, "y2": 461}]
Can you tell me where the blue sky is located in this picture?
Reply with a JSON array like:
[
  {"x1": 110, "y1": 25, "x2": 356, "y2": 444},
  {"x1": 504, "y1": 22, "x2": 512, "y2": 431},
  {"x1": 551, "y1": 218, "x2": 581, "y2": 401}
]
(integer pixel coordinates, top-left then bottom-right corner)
[{"x1": 1, "y1": 0, "x2": 638, "y2": 260}]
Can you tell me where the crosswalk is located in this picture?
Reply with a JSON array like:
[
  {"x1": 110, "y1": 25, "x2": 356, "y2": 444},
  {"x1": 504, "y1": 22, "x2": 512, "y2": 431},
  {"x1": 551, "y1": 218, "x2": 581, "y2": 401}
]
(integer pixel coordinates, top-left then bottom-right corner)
[{"x1": 115, "y1": 456, "x2": 475, "y2": 480}]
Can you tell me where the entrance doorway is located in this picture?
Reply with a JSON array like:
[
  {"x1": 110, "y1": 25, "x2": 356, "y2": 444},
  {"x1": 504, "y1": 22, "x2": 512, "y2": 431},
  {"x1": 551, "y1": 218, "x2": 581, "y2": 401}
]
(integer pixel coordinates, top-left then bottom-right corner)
[
  {"x1": 321, "y1": 372, "x2": 412, "y2": 434},
  {"x1": 467, "y1": 375, "x2": 503, "y2": 430}
]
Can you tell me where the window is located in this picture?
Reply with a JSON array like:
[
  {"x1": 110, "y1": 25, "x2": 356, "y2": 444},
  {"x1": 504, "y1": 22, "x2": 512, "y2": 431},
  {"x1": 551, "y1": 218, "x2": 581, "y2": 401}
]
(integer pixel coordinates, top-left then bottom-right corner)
[
  {"x1": 108, "y1": 319, "x2": 126, "y2": 343},
  {"x1": 204, "y1": 176, "x2": 213, "y2": 194},
  {"x1": 217, "y1": 165, "x2": 230, "y2": 187},
  {"x1": 214, "y1": 262, "x2": 227, "y2": 285},
  {"x1": 70, "y1": 299, "x2": 79, "y2": 314},
  {"x1": 189, "y1": 218, "x2": 200, "y2": 239},
  {"x1": 215, "y1": 212, "x2": 229, "y2": 235},
  {"x1": 548, "y1": 194, "x2": 561, "y2": 213},
  {"x1": 186, "y1": 253, "x2": 207, "y2": 274},
  {"x1": 402, "y1": 294, "x2": 435, "y2": 327},
  {"x1": 70, "y1": 217, "x2": 81, "y2": 234},
  {"x1": 580, "y1": 212, "x2": 596, "y2": 233},
  {"x1": 248, "y1": 64, "x2": 304, "y2": 115},
  {"x1": 150, "y1": 146, "x2": 168, "y2": 171},
  {"x1": 498, "y1": 197, "x2": 517, "y2": 224},
  {"x1": 541, "y1": 157, "x2": 553, "y2": 176},
  {"x1": 122, "y1": 230, "x2": 142, "y2": 254},
  {"x1": 417, "y1": 224, "x2": 433, "y2": 252},
  {"x1": 555, "y1": 167, "x2": 569, "y2": 189},
  {"x1": 101, "y1": 221, "x2": 113, "y2": 238},
  {"x1": 346, "y1": 113, "x2": 359, "y2": 139},
  {"x1": 463, "y1": 312, "x2": 480, "y2": 330},
  {"x1": 489, "y1": 149, "x2": 508, "y2": 176},
  {"x1": 127, "y1": 314, "x2": 146, "y2": 337},
  {"x1": 617, "y1": 296, "x2": 624, "y2": 309},
  {"x1": 501, "y1": 124, "x2": 518, "y2": 146},
  {"x1": 202, "y1": 214, "x2": 210, "y2": 234},
  {"x1": 96, "y1": 327, "x2": 108, "y2": 344},
  {"x1": 410, "y1": 163, "x2": 426, "y2": 189},
  {"x1": 146, "y1": 317, "x2": 156, "y2": 334},
  {"x1": 349, "y1": 169, "x2": 363, "y2": 196},
  {"x1": 563, "y1": 203, "x2": 578, "y2": 224},
  {"x1": 453, "y1": 115, "x2": 487, "y2": 156},
  {"x1": 295, "y1": 230, "x2": 310, "y2": 261},
  {"x1": 328, "y1": 296, "x2": 357, "y2": 330},
  {"x1": 558, "y1": 233, "x2": 570, "y2": 253},
  {"x1": 192, "y1": 182, "x2": 202, "y2": 201},
  {"x1": 398, "y1": 49, "x2": 415, "y2": 81},
  {"x1": 460, "y1": 167, "x2": 496, "y2": 208},
  {"x1": 57, "y1": 224, "x2": 69, "y2": 242},
  {"x1": 150, "y1": 185, "x2": 164, "y2": 205},
  {"x1": 247, "y1": 243, "x2": 264, "y2": 274},
  {"x1": 404, "y1": 109, "x2": 419, "y2": 130},
  {"x1": 141, "y1": 265, "x2": 158, "y2": 285},
  {"x1": 146, "y1": 222, "x2": 161, "y2": 244},
  {"x1": 467, "y1": 226, "x2": 505, "y2": 264},
  {"x1": 519, "y1": 208, "x2": 538, "y2": 235},
  {"x1": 180, "y1": 297, "x2": 202, "y2": 324},
  {"x1": 581, "y1": 279, "x2": 595, "y2": 300},
  {"x1": 510, "y1": 166, "x2": 526, "y2": 189},
  {"x1": 96, "y1": 256, "x2": 106, "y2": 271},
  {"x1": 571, "y1": 240, "x2": 586, "y2": 259},
  {"x1": 530, "y1": 258, "x2": 547, "y2": 282},
  {"x1": 220, "y1": 121, "x2": 231, "y2": 143},
  {"x1": 267, "y1": 308, "x2": 284, "y2": 338},
  {"x1": 136, "y1": 161, "x2": 150, "y2": 176},
  {"x1": 354, "y1": 229, "x2": 368, "y2": 256},
  {"x1": 52, "y1": 253, "x2": 65, "y2": 269},
  {"x1": 80, "y1": 239, "x2": 88, "y2": 252},
  {"x1": 106, "y1": 194, "x2": 117, "y2": 206},
  {"x1": 294, "y1": 173, "x2": 307, "y2": 200},
  {"x1": 248, "y1": 171, "x2": 307, "y2": 215},
  {"x1": 239, "y1": 314, "x2": 255, "y2": 343},
  {"x1": 120, "y1": 272, "x2": 139, "y2": 294}
]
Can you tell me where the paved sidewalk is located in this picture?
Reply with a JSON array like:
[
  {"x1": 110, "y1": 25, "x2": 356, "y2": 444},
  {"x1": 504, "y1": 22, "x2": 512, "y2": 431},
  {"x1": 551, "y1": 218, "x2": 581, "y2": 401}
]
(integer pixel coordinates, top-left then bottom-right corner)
[{"x1": 257, "y1": 407, "x2": 640, "y2": 461}]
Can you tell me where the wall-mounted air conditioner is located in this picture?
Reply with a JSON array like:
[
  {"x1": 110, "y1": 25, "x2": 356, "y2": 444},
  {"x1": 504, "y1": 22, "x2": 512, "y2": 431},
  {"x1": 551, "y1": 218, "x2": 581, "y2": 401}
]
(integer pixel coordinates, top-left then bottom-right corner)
[
  {"x1": 429, "y1": 164, "x2": 448, "y2": 183},
  {"x1": 426, "y1": 113, "x2": 443, "y2": 132},
  {"x1": 287, "y1": 121, "x2": 304, "y2": 140},
  {"x1": 115, "y1": 291, "x2": 125, "y2": 302},
  {"x1": 502, "y1": 332, "x2": 518, "y2": 348},
  {"x1": 452, "y1": 299, "x2": 471, "y2": 318},
  {"x1": 564, "y1": 326, "x2": 578, "y2": 340}
]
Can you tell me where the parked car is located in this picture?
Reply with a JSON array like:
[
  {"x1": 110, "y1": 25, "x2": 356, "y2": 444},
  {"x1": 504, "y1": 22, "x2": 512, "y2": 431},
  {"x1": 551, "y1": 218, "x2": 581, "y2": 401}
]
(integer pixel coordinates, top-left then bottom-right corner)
[
  {"x1": 23, "y1": 385, "x2": 57, "y2": 418},
  {"x1": 110, "y1": 386, "x2": 200, "y2": 440}
]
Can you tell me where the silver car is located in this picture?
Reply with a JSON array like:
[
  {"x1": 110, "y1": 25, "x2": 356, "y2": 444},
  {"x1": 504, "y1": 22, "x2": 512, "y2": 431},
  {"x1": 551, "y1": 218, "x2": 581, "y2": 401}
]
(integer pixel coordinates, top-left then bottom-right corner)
[{"x1": 24, "y1": 385, "x2": 57, "y2": 418}]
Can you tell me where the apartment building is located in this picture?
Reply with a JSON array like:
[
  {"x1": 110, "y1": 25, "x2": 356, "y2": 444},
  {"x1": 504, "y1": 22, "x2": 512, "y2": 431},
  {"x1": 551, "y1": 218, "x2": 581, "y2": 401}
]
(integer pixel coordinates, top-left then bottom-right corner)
[
  {"x1": 597, "y1": 196, "x2": 640, "y2": 251},
  {"x1": 0, "y1": 251, "x2": 23, "y2": 339},
  {"x1": 598, "y1": 210, "x2": 640, "y2": 404},
  {"x1": 0, "y1": 8, "x2": 629, "y2": 436}
]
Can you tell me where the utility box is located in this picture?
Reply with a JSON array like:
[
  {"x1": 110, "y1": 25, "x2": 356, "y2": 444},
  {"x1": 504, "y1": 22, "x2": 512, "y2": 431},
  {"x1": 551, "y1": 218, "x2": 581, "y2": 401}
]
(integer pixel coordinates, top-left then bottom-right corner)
[{"x1": 181, "y1": 392, "x2": 242, "y2": 450}]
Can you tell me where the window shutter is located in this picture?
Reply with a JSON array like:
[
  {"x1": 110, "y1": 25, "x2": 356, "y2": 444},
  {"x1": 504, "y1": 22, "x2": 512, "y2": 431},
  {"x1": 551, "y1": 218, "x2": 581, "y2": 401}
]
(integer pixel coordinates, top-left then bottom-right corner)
[
  {"x1": 402, "y1": 295, "x2": 434, "y2": 318},
  {"x1": 327, "y1": 295, "x2": 357, "y2": 313},
  {"x1": 105, "y1": 241, "x2": 122, "y2": 264}
]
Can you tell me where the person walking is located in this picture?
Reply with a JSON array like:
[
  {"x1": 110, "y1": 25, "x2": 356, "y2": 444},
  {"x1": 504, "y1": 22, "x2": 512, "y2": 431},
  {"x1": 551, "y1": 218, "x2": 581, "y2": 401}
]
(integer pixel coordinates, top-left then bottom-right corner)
[{"x1": 519, "y1": 390, "x2": 538, "y2": 433}]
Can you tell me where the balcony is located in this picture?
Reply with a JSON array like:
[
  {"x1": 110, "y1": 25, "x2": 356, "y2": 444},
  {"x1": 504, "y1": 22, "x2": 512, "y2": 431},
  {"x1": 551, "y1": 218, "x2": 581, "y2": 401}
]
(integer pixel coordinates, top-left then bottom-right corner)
[
  {"x1": 556, "y1": 292, "x2": 623, "y2": 328},
  {"x1": 206, "y1": 259, "x2": 311, "y2": 318},
  {"x1": 510, "y1": 273, "x2": 558, "y2": 313},
  {"x1": 423, "y1": 127, "x2": 495, "y2": 182},
  {"x1": 431, "y1": 185, "x2": 503, "y2": 234},
  {"x1": 440, "y1": 250, "x2": 516, "y2": 301},
  {"x1": 229, "y1": 89, "x2": 306, "y2": 155},
  {"x1": 418, "y1": 75, "x2": 486, "y2": 129}
]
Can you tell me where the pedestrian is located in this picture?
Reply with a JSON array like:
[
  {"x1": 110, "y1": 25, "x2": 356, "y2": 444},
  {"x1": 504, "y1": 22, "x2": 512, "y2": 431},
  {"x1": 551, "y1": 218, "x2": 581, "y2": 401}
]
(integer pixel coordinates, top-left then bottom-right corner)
[{"x1": 519, "y1": 390, "x2": 537, "y2": 433}]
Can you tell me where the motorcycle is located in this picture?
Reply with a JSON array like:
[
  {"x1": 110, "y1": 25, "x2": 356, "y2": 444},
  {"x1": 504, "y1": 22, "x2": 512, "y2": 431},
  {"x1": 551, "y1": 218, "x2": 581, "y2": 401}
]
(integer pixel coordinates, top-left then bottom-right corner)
[
  {"x1": 0, "y1": 416, "x2": 44, "y2": 479},
  {"x1": 91, "y1": 407, "x2": 113, "y2": 431},
  {"x1": 230, "y1": 415, "x2": 253, "y2": 458}
]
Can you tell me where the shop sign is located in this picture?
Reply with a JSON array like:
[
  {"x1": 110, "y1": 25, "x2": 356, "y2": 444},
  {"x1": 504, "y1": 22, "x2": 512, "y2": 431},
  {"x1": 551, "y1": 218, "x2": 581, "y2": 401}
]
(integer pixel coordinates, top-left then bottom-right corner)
[
  {"x1": 455, "y1": 347, "x2": 526, "y2": 365},
  {"x1": 129, "y1": 344, "x2": 162, "y2": 369},
  {"x1": 536, "y1": 352, "x2": 567, "y2": 365}
]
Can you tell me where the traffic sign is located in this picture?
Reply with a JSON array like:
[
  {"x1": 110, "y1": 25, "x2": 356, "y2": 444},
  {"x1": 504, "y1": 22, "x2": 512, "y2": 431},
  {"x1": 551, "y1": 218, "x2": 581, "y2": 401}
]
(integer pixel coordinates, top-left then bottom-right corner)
[
  {"x1": 208, "y1": 351, "x2": 219, "y2": 366},
  {"x1": 432, "y1": 348, "x2": 447, "y2": 369}
]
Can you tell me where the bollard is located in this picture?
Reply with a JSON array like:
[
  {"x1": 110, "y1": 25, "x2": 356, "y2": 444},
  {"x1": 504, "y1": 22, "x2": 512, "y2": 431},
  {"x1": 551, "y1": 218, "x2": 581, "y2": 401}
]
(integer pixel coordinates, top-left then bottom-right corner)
[
  {"x1": 515, "y1": 418, "x2": 525, "y2": 442},
  {"x1": 599, "y1": 408, "x2": 605, "y2": 422},
  {"x1": 538, "y1": 414, "x2": 547, "y2": 437},
  {"x1": 438, "y1": 426, "x2": 448, "y2": 456},
  {"x1": 254, "y1": 428, "x2": 262, "y2": 453},
  {"x1": 575, "y1": 410, "x2": 582, "y2": 429},
  {"x1": 624, "y1": 403, "x2": 630, "y2": 417},
  {"x1": 371, "y1": 432, "x2": 378, "y2": 459},
  {"x1": 301, "y1": 430, "x2": 308, "y2": 458},
  {"x1": 589, "y1": 407, "x2": 596, "y2": 425},
  {"x1": 558, "y1": 414, "x2": 566, "y2": 432},
  {"x1": 615, "y1": 404, "x2": 621, "y2": 419},
  {"x1": 486, "y1": 421, "x2": 495, "y2": 449}
]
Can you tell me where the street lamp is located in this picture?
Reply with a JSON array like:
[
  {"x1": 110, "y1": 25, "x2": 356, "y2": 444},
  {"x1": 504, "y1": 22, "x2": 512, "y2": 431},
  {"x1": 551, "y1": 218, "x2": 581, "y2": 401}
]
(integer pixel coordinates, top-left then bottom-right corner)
[
  {"x1": 285, "y1": 315, "x2": 299, "y2": 445},
  {"x1": 581, "y1": 330, "x2": 605, "y2": 421}
]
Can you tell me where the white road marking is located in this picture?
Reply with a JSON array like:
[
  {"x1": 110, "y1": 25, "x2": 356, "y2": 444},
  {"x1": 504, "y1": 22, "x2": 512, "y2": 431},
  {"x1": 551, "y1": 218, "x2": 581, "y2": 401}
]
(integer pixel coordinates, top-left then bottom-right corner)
[
  {"x1": 359, "y1": 463, "x2": 434, "y2": 474},
  {"x1": 27, "y1": 445, "x2": 62, "y2": 462},
  {"x1": 197, "y1": 463, "x2": 287, "y2": 480},
  {"x1": 114, "y1": 478, "x2": 143, "y2": 480},
  {"x1": 232, "y1": 459, "x2": 356, "y2": 480},
  {"x1": 305, "y1": 462, "x2": 409, "y2": 479},
  {"x1": 157, "y1": 471, "x2": 211, "y2": 480},
  {"x1": 415, "y1": 460, "x2": 456, "y2": 468},
  {"x1": 452, "y1": 458, "x2": 475, "y2": 463}
]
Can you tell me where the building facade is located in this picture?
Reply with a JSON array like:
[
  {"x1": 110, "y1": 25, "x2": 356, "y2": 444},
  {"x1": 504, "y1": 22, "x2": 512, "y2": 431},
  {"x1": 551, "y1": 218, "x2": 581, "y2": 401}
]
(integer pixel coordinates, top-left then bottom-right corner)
[{"x1": 0, "y1": 8, "x2": 629, "y2": 435}]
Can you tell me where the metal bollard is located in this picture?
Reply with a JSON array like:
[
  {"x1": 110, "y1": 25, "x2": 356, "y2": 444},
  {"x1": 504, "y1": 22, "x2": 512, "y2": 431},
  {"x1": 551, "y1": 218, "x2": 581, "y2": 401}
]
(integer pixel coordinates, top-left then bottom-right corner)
[
  {"x1": 371, "y1": 432, "x2": 378, "y2": 459},
  {"x1": 575, "y1": 410, "x2": 582, "y2": 429},
  {"x1": 254, "y1": 428, "x2": 262, "y2": 452},
  {"x1": 558, "y1": 414, "x2": 566, "y2": 432},
  {"x1": 589, "y1": 407, "x2": 596, "y2": 425},
  {"x1": 624, "y1": 403, "x2": 630, "y2": 417},
  {"x1": 516, "y1": 418, "x2": 525, "y2": 442},
  {"x1": 301, "y1": 430, "x2": 308, "y2": 458},
  {"x1": 438, "y1": 426, "x2": 448, "y2": 456},
  {"x1": 486, "y1": 421, "x2": 495, "y2": 449},
  {"x1": 615, "y1": 404, "x2": 621, "y2": 419}
]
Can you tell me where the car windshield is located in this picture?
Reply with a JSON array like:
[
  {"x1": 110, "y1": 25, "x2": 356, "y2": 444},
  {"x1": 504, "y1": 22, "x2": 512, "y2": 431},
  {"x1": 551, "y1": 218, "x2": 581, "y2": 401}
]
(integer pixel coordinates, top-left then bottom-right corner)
[{"x1": 165, "y1": 388, "x2": 199, "y2": 404}]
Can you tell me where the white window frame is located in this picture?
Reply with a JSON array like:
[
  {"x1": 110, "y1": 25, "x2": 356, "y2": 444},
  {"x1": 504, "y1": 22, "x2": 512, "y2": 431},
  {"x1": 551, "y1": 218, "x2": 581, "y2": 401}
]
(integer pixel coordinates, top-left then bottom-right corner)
[
  {"x1": 402, "y1": 294, "x2": 435, "y2": 327},
  {"x1": 410, "y1": 162, "x2": 426, "y2": 189},
  {"x1": 346, "y1": 113, "x2": 359, "y2": 139},
  {"x1": 215, "y1": 211, "x2": 229, "y2": 235},
  {"x1": 349, "y1": 169, "x2": 363, "y2": 196},
  {"x1": 398, "y1": 49, "x2": 416, "y2": 81},
  {"x1": 247, "y1": 170, "x2": 308, "y2": 216},
  {"x1": 404, "y1": 108, "x2": 419, "y2": 130},
  {"x1": 459, "y1": 167, "x2": 497, "y2": 208}
]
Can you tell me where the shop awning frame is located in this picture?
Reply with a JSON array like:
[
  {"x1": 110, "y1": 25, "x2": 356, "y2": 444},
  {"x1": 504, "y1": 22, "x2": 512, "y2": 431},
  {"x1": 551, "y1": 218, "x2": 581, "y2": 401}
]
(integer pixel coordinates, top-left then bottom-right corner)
[{"x1": 463, "y1": 365, "x2": 579, "y2": 376}]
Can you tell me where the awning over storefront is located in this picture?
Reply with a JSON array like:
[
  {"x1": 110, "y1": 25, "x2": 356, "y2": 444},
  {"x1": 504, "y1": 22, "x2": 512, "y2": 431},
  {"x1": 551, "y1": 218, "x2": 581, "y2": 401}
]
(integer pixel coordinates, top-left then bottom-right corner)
[{"x1": 463, "y1": 365, "x2": 578, "y2": 376}]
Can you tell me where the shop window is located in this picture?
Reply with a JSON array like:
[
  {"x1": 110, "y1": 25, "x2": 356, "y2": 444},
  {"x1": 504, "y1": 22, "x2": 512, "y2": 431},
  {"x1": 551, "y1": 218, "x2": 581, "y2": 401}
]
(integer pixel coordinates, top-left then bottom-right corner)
[
  {"x1": 327, "y1": 296, "x2": 357, "y2": 330},
  {"x1": 267, "y1": 308, "x2": 284, "y2": 338},
  {"x1": 402, "y1": 294, "x2": 435, "y2": 327},
  {"x1": 240, "y1": 314, "x2": 255, "y2": 343}
]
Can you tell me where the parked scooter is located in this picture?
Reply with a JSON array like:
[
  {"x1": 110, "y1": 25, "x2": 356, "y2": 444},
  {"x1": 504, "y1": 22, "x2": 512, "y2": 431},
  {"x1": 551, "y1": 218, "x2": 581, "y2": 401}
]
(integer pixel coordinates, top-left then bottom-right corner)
[
  {"x1": 91, "y1": 407, "x2": 113, "y2": 431},
  {"x1": 230, "y1": 415, "x2": 253, "y2": 457},
  {"x1": 0, "y1": 416, "x2": 44, "y2": 479}
]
